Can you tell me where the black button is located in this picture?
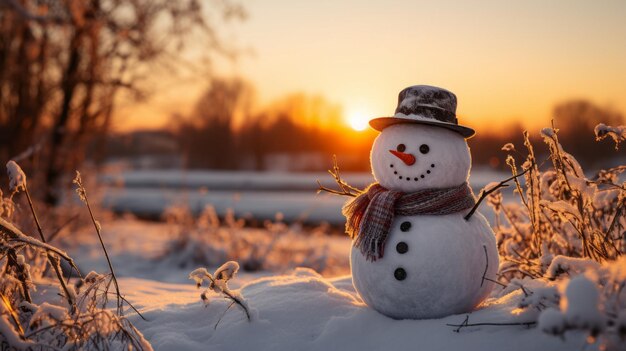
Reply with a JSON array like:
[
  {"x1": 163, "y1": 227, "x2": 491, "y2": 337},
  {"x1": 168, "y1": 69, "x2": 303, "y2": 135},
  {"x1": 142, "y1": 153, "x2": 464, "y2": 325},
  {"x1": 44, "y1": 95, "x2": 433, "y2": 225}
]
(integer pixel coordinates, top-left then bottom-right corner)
[
  {"x1": 400, "y1": 221, "x2": 411, "y2": 232},
  {"x1": 396, "y1": 242, "x2": 408, "y2": 254},
  {"x1": 394, "y1": 268, "x2": 407, "y2": 281}
]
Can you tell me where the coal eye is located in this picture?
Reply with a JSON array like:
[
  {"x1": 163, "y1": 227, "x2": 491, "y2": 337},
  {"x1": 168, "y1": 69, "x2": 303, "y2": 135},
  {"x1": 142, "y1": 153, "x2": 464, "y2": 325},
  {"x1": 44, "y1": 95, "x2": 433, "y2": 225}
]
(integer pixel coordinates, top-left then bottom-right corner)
[
  {"x1": 419, "y1": 144, "x2": 430, "y2": 154},
  {"x1": 396, "y1": 144, "x2": 406, "y2": 152}
]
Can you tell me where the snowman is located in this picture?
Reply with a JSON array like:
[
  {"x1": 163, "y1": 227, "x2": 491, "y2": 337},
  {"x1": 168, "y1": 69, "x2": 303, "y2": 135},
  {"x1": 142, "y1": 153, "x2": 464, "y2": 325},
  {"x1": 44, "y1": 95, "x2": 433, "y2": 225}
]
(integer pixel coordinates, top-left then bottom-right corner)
[{"x1": 343, "y1": 85, "x2": 499, "y2": 319}]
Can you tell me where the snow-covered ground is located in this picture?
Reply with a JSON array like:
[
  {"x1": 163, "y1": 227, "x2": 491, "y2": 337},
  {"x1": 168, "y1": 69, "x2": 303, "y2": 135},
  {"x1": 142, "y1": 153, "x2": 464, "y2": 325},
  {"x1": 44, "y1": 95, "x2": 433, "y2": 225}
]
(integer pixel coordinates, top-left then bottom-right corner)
[
  {"x1": 63, "y1": 218, "x2": 591, "y2": 351},
  {"x1": 127, "y1": 271, "x2": 587, "y2": 351}
]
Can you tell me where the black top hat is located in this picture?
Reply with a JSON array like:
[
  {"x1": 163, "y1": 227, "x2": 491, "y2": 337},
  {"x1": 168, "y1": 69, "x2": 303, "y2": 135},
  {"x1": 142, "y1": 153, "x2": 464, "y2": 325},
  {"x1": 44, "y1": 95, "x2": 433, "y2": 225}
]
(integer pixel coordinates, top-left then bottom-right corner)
[{"x1": 369, "y1": 85, "x2": 475, "y2": 138}]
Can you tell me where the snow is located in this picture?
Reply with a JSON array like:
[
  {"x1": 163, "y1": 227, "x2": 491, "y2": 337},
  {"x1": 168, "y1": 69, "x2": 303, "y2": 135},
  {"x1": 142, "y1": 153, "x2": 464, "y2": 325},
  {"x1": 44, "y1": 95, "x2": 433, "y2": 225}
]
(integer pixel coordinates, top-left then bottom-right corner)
[
  {"x1": 5, "y1": 160, "x2": 26, "y2": 192},
  {"x1": 541, "y1": 200, "x2": 581, "y2": 221},
  {"x1": 121, "y1": 269, "x2": 586, "y2": 351},
  {"x1": 545, "y1": 255, "x2": 601, "y2": 280},
  {"x1": 29, "y1": 302, "x2": 68, "y2": 325},
  {"x1": 84, "y1": 270, "x2": 105, "y2": 283},
  {"x1": 501, "y1": 143, "x2": 515, "y2": 151},
  {"x1": 538, "y1": 308, "x2": 566, "y2": 335},
  {"x1": 189, "y1": 268, "x2": 212, "y2": 287},
  {"x1": 518, "y1": 285, "x2": 560, "y2": 313},
  {"x1": 563, "y1": 276, "x2": 605, "y2": 332},
  {"x1": 540, "y1": 128, "x2": 556, "y2": 138},
  {"x1": 213, "y1": 261, "x2": 240, "y2": 281},
  {"x1": 594, "y1": 123, "x2": 626, "y2": 147}
]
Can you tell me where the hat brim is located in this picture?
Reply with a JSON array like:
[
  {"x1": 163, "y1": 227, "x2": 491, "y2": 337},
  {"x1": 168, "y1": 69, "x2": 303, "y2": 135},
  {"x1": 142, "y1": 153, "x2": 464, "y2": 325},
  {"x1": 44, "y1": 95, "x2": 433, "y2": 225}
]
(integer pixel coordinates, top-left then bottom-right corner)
[{"x1": 369, "y1": 116, "x2": 476, "y2": 139}]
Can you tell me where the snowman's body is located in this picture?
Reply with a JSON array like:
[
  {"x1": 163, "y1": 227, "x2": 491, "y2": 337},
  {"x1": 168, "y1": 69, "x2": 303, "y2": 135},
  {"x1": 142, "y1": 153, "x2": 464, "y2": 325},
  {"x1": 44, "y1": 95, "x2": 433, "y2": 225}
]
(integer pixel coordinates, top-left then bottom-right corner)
[
  {"x1": 351, "y1": 212, "x2": 497, "y2": 319},
  {"x1": 350, "y1": 123, "x2": 499, "y2": 319}
]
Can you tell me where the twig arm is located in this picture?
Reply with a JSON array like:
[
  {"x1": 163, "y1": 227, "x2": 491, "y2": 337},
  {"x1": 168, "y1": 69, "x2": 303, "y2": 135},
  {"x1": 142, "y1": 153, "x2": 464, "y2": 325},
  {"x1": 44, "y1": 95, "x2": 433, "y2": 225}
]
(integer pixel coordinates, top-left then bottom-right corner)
[
  {"x1": 316, "y1": 155, "x2": 364, "y2": 198},
  {"x1": 464, "y1": 163, "x2": 534, "y2": 221}
]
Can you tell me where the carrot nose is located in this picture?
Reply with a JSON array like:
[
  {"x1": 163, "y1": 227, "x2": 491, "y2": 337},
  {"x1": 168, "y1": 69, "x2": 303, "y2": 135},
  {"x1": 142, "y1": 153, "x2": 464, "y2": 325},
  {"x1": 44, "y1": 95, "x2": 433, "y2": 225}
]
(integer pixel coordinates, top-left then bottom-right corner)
[{"x1": 389, "y1": 150, "x2": 416, "y2": 166}]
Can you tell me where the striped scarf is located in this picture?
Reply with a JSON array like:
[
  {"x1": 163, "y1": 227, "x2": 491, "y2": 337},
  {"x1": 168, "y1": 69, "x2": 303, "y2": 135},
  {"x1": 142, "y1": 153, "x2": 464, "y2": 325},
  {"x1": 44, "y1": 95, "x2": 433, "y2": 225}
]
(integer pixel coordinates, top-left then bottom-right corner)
[{"x1": 342, "y1": 182, "x2": 475, "y2": 261}]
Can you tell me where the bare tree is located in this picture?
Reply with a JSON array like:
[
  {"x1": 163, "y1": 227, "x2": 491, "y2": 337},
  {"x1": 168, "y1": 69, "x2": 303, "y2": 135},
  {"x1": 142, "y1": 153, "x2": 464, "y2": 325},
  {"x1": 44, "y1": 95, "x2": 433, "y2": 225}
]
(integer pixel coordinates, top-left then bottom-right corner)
[
  {"x1": 0, "y1": 0, "x2": 246, "y2": 204},
  {"x1": 174, "y1": 77, "x2": 254, "y2": 169}
]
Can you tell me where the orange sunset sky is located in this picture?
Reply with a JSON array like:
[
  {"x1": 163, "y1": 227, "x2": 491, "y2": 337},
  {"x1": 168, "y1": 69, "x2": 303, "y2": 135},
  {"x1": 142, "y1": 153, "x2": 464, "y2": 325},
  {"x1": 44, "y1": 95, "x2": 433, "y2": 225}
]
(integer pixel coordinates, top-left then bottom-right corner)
[{"x1": 116, "y1": 0, "x2": 626, "y2": 133}]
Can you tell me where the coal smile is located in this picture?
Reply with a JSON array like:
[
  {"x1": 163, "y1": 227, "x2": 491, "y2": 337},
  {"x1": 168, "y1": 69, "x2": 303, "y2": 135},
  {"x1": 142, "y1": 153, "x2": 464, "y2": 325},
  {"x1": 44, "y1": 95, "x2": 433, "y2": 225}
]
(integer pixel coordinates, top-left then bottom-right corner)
[{"x1": 389, "y1": 163, "x2": 435, "y2": 182}]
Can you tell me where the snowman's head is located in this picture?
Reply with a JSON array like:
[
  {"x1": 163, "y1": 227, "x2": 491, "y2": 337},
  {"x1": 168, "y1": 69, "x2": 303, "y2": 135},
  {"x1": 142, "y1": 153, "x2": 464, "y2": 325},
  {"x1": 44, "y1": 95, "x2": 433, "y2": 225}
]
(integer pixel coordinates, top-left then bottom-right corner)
[{"x1": 370, "y1": 124, "x2": 470, "y2": 192}]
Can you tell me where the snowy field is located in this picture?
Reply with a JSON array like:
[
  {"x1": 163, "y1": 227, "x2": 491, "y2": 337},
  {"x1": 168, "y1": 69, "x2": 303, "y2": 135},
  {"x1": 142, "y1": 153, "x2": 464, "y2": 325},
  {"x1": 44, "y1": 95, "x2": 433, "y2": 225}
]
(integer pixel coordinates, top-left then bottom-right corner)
[
  {"x1": 60, "y1": 218, "x2": 591, "y2": 351},
  {"x1": 99, "y1": 168, "x2": 509, "y2": 224},
  {"x1": 5, "y1": 159, "x2": 624, "y2": 350}
]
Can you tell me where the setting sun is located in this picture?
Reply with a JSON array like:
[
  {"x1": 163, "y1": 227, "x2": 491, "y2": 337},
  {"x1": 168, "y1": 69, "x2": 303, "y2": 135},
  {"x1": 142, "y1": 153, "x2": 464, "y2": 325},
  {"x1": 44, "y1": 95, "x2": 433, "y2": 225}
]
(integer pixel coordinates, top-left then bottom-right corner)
[{"x1": 348, "y1": 111, "x2": 369, "y2": 131}]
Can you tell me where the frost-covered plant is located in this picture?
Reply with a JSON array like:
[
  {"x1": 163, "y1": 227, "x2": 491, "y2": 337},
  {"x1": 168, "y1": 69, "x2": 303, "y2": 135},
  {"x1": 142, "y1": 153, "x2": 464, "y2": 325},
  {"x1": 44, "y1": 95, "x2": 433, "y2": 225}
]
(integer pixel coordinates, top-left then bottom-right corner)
[
  {"x1": 257, "y1": 218, "x2": 341, "y2": 275},
  {"x1": 462, "y1": 124, "x2": 626, "y2": 349},
  {"x1": 535, "y1": 258, "x2": 626, "y2": 349},
  {"x1": 0, "y1": 163, "x2": 151, "y2": 350},
  {"x1": 5, "y1": 161, "x2": 77, "y2": 310},
  {"x1": 160, "y1": 204, "x2": 232, "y2": 268},
  {"x1": 595, "y1": 123, "x2": 626, "y2": 150},
  {"x1": 0, "y1": 188, "x2": 16, "y2": 220},
  {"x1": 21, "y1": 303, "x2": 151, "y2": 350},
  {"x1": 239, "y1": 213, "x2": 285, "y2": 271},
  {"x1": 189, "y1": 261, "x2": 251, "y2": 329},
  {"x1": 73, "y1": 171, "x2": 128, "y2": 317},
  {"x1": 160, "y1": 204, "x2": 341, "y2": 274},
  {"x1": 6, "y1": 161, "x2": 27, "y2": 194},
  {"x1": 0, "y1": 217, "x2": 151, "y2": 350},
  {"x1": 488, "y1": 125, "x2": 624, "y2": 285}
]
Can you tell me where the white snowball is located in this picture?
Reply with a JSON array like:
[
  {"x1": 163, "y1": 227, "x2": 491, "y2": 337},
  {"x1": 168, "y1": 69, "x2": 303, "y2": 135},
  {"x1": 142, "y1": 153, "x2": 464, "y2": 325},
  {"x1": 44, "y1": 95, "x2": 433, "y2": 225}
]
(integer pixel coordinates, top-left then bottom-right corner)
[
  {"x1": 564, "y1": 275, "x2": 605, "y2": 332},
  {"x1": 538, "y1": 308, "x2": 566, "y2": 335},
  {"x1": 370, "y1": 124, "x2": 470, "y2": 193},
  {"x1": 350, "y1": 211, "x2": 498, "y2": 319}
]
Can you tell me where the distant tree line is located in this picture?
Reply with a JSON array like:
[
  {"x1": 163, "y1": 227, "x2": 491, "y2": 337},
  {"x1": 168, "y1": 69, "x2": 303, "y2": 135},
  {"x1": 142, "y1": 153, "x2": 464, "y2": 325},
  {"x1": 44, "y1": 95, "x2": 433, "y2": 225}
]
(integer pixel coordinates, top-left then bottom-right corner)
[
  {"x1": 171, "y1": 78, "x2": 375, "y2": 171},
  {"x1": 469, "y1": 100, "x2": 624, "y2": 170},
  {"x1": 172, "y1": 78, "x2": 624, "y2": 172}
]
